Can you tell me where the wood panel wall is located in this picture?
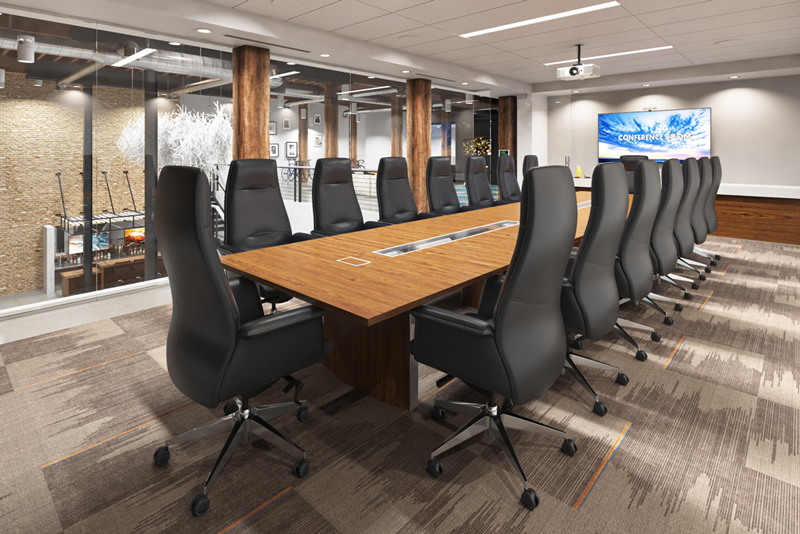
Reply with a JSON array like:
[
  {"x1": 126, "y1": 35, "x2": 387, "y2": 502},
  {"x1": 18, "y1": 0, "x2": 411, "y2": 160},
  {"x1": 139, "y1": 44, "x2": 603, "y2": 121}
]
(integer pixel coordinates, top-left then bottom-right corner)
[
  {"x1": 324, "y1": 80, "x2": 338, "y2": 158},
  {"x1": 406, "y1": 78, "x2": 431, "y2": 212},
  {"x1": 498, "y1": 96, "x2": 517, "y2": 162},
  {"x1": 713, "y1": 195, "x2": 800, "y2": 245},
  {"x1": 232, "y1": 45, "x2": 270, "y2": 160},
  {"x1": 391, "y1": 95, "x2": 403, "y2": 157}
]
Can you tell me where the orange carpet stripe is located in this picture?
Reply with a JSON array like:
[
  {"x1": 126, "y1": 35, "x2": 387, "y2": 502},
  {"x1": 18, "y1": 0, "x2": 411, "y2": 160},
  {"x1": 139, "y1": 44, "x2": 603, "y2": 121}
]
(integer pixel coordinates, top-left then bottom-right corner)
[
  {"x1": 699, "y1": 291, "x2": 714, "y2": 311},
  {"x1": 419, "y1": 378, "x2": 458, "y2": 404},
  {"x1": 218, "y1": 486, "x2": 293, "y2": 534},
  {"x1": 573, "y1": 421, "x2": 632, "y2": 510},
  {"x1": 14, "y1": 351, "x2": 145, "y2": 392},
  {"x1": 40, "y1": 402, "x2": 196, "y2": 469},
  {"x1": 721, "y1": 264, "x2": 730, "y2": 276},
  {"x1": 735, "y1": 245, "x2": 742, "y2": 255},
  {"x1": 663, "y1": 336, "x2": 686, "y2": 370}
]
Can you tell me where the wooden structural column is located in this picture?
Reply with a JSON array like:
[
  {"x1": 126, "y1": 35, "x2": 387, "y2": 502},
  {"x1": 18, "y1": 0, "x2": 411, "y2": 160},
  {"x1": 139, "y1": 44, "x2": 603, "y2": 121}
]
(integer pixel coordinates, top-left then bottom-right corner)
[
  {"x1": 232, "y1": 45, "x2": 270, "y2": 159},
  {"x1": 349, "y1": 113, "x2": 358, "y2": 166},
  {"x1": 391, "y1": 94, "x2": 403, "y2": 157},
  {"x1": 406, "y1": 78, "x2": 432, "y2": 212},
  {"x1": 498, "y1": 96, "x2": 517, "y2": 162},
  {"x1": 324, "y1": 81, "x2": 338, "y2": 158}
]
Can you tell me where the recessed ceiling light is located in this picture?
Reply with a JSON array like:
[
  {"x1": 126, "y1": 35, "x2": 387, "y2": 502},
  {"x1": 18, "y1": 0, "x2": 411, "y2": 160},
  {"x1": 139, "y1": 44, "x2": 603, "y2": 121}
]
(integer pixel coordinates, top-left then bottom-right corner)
[
  {"x1": 729, "y1": 75, "x2": 740, "y2": 79},
  {"x1": 196, "y1": 28, "x2": 212, "y2": 34},
  {"x1": 169, "y1": 42, "x2": 181, "y2": 46},
  {"x1": 461, "y1": 1, "x2": 619, "y2": 38},
  {"x1": 286, "y1": 62, "x2": 296, "y2": 65},
  {"x1": 572, "y1": 90, "x2": 580, "y2": 93},
  {"x1": 367, "y1": 76, "x2": 375, "y2": 79},
  {"x1": 544, "y1": 45, "x2": 673, "y2": 66},
  {"x1": 642, "y1": 83, "x2": 651, "y2": 87},
  {"x1": 461, "y1": 82, "x2": 469, "y2": 85},
  {"x1": 112, "y1": 48, "x2": 157, "y2": 67},
  {"x1": 401, "y1": 70, "x2": 410, "y2": 74},
  {"x1": 320, "y1": 53, "x2": 331, "y2": 58},
  {"x1": 555, "y1": 100, "x2": 561, "y2": 103}
]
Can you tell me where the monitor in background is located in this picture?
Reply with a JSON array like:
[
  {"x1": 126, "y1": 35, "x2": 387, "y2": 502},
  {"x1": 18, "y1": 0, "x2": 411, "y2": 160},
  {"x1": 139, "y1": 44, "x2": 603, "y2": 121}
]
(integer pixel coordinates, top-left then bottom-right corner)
[
  {"x1": 125, "y1": 228, "x2": 145, "y2": 244},
  {"x1": 598, "y1": 108, "x2": 711, "y2": 163},
  {"x1": 68, "y1": 233, "x2": 109, "y2": 254}
]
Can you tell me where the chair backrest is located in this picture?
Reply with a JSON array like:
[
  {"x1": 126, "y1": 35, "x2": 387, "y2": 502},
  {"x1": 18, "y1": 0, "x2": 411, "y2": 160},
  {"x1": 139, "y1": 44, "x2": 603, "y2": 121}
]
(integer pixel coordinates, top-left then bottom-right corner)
[
  {"x1": 674, "y1": 157, "x2": 700, "y2": 257},
  {"x1": 465, "y1": 156, "x2": 495, "y2": 208},
  {"x1": 426, "y1": 156, "x2": 461, "y2": 215},
  {"x1": 650, "y1": 159, "x2": 683, "y2": 275},
  {"x1": 568, "y1": 162, "x2": 628, "y2": 339},
  {"x1": 620, "y1": 155, "x2": 649, "y2": 194},
  {"x1": 312, "y1": 158, "x2": 365, "y2": 235},
  {"x1": 494, "y1": 165, "x2": 577, "y2": 404},
  {"x1": 616, "y1": 160, "x2": 659, "y2": 301},
  {"x1": 496, "y1": 155, "x2": 521, "y2": 202},
  {"x1": 224, "y1": 159, "x2": 292, "y2": 251},
  {"x1": 155, "y1": 166, "x2": 240, "y2": 409},
  {"x1": 376, "y1": 157, "x2": 419, "y2": 224},
  {"x1": 691, "y1": 156, "x2": 712, "y2": 244},
  {"x1": 522, "y1": 155, "x2": 538, "y2": 176},
  {"x1": 705, "y1": 156, "x2": 722, "y2": 233}
]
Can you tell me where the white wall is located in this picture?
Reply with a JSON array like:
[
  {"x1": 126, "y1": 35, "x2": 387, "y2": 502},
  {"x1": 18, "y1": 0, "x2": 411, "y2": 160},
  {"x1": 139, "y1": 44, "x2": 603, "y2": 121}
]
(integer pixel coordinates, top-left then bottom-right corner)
[
  {"x1": 547, "y1": 75, "x2": 800, "y2": 198},
  {"x1": 516, "y1": 94, "x2": 549, "y2": 181}
]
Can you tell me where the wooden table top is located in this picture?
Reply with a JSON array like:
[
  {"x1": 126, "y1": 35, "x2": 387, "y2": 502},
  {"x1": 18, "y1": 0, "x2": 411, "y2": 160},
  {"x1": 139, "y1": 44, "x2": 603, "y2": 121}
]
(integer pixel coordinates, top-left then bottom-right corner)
[{"x1": 221, "y1": 194, "x2": 592, "y2": 326}]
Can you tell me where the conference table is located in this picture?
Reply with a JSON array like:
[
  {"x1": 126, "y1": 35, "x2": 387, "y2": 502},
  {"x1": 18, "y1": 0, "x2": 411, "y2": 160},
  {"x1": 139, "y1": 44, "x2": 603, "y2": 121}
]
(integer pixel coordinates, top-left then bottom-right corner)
[{"x1": 220, "y1": 191, "x2": 594, "y2": 411}]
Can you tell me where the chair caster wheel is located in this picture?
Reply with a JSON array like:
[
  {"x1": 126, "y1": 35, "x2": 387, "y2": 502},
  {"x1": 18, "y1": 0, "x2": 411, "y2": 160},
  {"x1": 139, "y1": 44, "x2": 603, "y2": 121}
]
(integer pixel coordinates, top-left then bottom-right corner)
[
  {"x1": 674, "y1": 303, "x2": 684, "y2": 312},
  {"x1": 616, "y1": 373, "x2": 629, "y2": 386},
  {"x1": 593, "y1": 401, "x2": 608, "y2": 416},
  {"x1": 223, "y1": 400, "x2": 239, "y2": 415},
  {"x1": 651, "y1": 332, "x2": 661, "y2": 342},
  {"x1": 710, "y1": 260, "x2": 717, "y2": 266},
  {"x1": 683, "y1": 292, "x2": 693, "y2": 300},
  {"x1": 704, "y1": 266, "x2": 711, "y2": 273},
  {"x1": 699, "y1": 274, "x2": 707, "y2": 281},
  {"x1": 427, "y1": 458, "x2": 443, "y2": 479},
  {"x1": 715, "y1": 254, "x2": 721, "y2": 260},
  {"x1": 501, "y1": 397, "x2": 515, "y2": 413},
  {"x1": 296, "y1": 406, "x2": 310, "y2": 422},
  {"x1": 154, "y1": 446, "x2": 170, "y2": 466},
  {"x1": 561, "y1": 438, "x2": 578, "y2": 457},
  {"x1": 520, "y1": 488, "x2": 540, "y2": 511},
  {"x1": 431, "y1": 405, "x2": 445, "y2": 421},
  {"x1": 293, "y1": 458, "x2": 310, "y2": 479},
  {"x1": 191, "y1": 494, "x2": 210, "y2": 517},
  {"x1": 635, "y1": 350, "x2": 647, "y2": 361},
  {"x1": 572, "y1": 339, "x2": 583, "y2": 350},
  {"x1": 664, "y1": 316, "x2": 674, "y2": 325},
  {"x1": 691, "y1": 282, "x2": 700, "y2": 290}
]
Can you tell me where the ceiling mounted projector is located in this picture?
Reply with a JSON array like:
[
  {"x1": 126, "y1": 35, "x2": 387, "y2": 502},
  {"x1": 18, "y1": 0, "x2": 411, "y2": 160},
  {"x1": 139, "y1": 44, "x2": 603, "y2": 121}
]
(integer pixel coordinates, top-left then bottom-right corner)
[{"x1": 556, "y1": 44, "x2": 601, "y2": 81}]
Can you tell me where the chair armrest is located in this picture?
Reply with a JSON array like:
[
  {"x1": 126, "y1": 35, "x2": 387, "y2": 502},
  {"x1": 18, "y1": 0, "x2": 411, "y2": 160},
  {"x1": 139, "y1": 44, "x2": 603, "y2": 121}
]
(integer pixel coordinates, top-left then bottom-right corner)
[
  {"x1": 477, "y1": 274, "x2": 505, "y2": 319},
  {"x1": 493, "y1": 198, "x2": 517, "y2": 206},
  {"x1": 363, "y1": 220, "x2": 392, "y2": 230},
  {"x1": 290, "y1": 232, "x2": 318, "y2": 242},
  {"x1": 311, "y1": 229, "x2": 334, "y2": 238},
  {"x1": 410, "y1": 305, "x2": 494, "y2": 337},
  {"x1": 218, "y1": 243, "x2": 244, "y2": 256},
  {"x1": 417, "y1": 212, "x2": 441, "y2": 220},
  {"x1": 377, "y1": 219, "x2": 397, "y2": 225},
  {"x1": 458, "y1": 204, "x2": 483, "y2": 213},
  {"x1": 238, "y1": 306, "x2": 326, "y2": 339}
]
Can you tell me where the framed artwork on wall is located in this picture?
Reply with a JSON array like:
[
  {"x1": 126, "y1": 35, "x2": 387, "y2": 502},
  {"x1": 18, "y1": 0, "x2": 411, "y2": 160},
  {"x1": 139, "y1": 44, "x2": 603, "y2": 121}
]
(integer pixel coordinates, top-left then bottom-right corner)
[
  {"x1": 286, "y1": 142, "x2": 298, "y2": 159},
  {"x1": 282, "y1": 117, "x2": 291, "y2": 130},
  {"x1": 300, "y1": 108, "x2": 307, "y2": 120},
  {"x1": 269, "y1": 121, "x2": 277, "y2": 135},
  {"x1": 313, "y1": 113, "x2": 322, "y2": 125},
  {"x1": 314, "y1": 135, "x2": 323, "y2": 147},
  {"x1": 270, "y1": 143, "x2": 279, "y2": 158}
]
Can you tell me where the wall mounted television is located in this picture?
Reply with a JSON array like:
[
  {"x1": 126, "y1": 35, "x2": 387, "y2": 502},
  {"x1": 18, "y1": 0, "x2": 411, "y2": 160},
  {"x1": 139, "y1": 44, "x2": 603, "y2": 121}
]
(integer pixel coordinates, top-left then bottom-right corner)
[
  {"x1": 125, "y1": 228, "x2": 145, "y2": 244},
  {"x1": 598, "y1": 108, "x2": 711, "y2": 163},
  {"x1": 68, "y1": 233, "x2": 109, "y2": 254}
]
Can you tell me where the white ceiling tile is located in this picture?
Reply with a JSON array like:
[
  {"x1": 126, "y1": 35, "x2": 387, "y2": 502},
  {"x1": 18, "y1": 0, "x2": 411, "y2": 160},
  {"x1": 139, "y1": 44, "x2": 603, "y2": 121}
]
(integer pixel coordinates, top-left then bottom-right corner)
[
  {"x1": 355, "y1": 0, "x2": 432, "y2": 11},
  {"x1": 618, "y1": 0, "x2": 709, "y2": 16},
  {"x1": 600, "y1": 58, "x2": 694, "y2": 74},
  {"x1": 205, "y1": 0, "x2": 245, "y2": 7},
  {"x1": 367, "y1": 25, "x2": 454, "y2": 48},
  {"x1": 675, "y1": 29, "x2": 800, "y2": 54},
  {"x1": 664, "y1": 16, "x2": 800, "y2": 45},
  {"x1": 483, "y1": 58, "x2": 541, "y2": 72},
  {"x1": 486, "y1": 16, "x2": 647, "y2": 52},
  {"x1": 397, "y1": 0, "x2": 524, "y2": 25},
  {"x1": 515, "y1": 31, "x2": 666, "y2": 61},
  {"x1": 397, "y1": 35, "x2": 481, "y2": 55},
  {"x1": 427, "y1": 44, "x2": 502, "y2": 62},
  {"x1": 638, "y1": 0, "x2": 799, "y2": 28},
  {"x1": 230, "y1": 0, "x2": 341, "y2": 21},
  {"x1": 686, "y1": 45, "x2": 800, "y2": 64},
  {"x1": 683, "y1": 37, "x2": 800, "y2": 59},
  {"x1": 454, "y1": 51, "x2": 529, "y2": 67},
  {"x1": 285, "y1": 0, "x2": 388, "y2": 31},
  {"x1": 331, "y1": 14, "x2": 424, "y2": 41}
]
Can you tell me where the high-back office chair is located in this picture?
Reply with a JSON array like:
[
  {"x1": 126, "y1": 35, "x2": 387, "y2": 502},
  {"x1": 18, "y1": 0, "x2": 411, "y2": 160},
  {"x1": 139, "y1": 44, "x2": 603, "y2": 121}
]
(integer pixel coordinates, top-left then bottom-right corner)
[
  {"x1": 409, "y1": 165, "x2": 581, "y2": 511},
  {"x1": 312, "y1": 158, "x2": 390, "y2": 236},
  {"x1": 650, "y1": 159, "x2": 695, "y2": 300},
  {"x1": 466, "y1": 156, "x2": 514, "y2": 208},
  {"x1": 696, "y1": 156, "x2": 724, "y2": 262},
  {"x1": 691, "y1": 156, "x2": 720, "y2": 265},
  {"x1": 222, "y1": 159, "x2": 314, "y2": 313},
  {"x1": 426, "y1": 156, "x2": 481, "y2": 215},
  {"x1": 620, "y1": 155, "x2": 649, "y2": 194},
  {"x1": 153, "y1": 166, "x2": 332, "y2": 517},
  {"x1": 522, "y1": 155, "x2": 538, "y2": 176},
  {"x1": 376, "y1": 157, "x2": 438, "y2": 224},
  {"x1": 496, "y1": 155, "x2": 521, "y2": 203},
  {"x1": 562, "y1": 163, "x2": 651, "y2": 362},
  {"x1": 673, "y1": 158, "x2": 710, "y2": 280}
]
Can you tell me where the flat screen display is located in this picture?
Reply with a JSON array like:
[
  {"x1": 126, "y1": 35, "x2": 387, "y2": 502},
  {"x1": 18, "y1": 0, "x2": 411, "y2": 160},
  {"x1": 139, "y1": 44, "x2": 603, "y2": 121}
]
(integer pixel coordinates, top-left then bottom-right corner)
[
  {"x1": 125, "y1": 228, "x2": 145, "y2": 244},
  {"x1": 68, "y1": 233, "x2": 108, "y2": 254},
  {"x1": 598, "y1": 108, "x2": 711, "y2": 163}
]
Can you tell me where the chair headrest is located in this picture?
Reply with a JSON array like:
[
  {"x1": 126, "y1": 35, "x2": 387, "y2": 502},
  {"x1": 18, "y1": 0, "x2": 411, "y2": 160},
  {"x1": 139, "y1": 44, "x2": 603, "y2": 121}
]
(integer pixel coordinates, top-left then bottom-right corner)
[
  {"x1": 427, "y1": 156, "x2": 452, "y2": 178},
  {"x1": 466, "y1": 156, "x2": 487, "y2": 176},
  {"x1": 620, "y1": 155, "x2": 649, "y2": 172},
  {"x1": 497, "y1": 155, "x2": 515, "y2": 173},
  {"x1": 315, "y1": 158, "x2": 353, "y2": 185},
  {"x1": 378, "y1": 157, "x2": 408, "y2": 181},
  {"x1": 228, "y1": 159, "x2": 279, "y2": 190}
]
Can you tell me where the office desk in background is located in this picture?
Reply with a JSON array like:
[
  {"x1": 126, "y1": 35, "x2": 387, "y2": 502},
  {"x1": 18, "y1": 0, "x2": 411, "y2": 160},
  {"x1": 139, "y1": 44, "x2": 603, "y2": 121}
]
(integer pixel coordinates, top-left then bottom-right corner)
[{"x1": 221, "y1": 194, "x2": 593, "y2": 411}]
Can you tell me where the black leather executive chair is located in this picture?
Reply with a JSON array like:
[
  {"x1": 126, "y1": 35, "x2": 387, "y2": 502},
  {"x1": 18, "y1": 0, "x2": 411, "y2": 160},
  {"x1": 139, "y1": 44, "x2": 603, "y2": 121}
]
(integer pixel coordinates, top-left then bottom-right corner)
[
  {"x1": 691, "y1": 157, "x2": 719, "y2": 265},
  {"x1": 312, "y1": 158, "x2": 390, "y2": 236},
  {"x1": 563, "y1": 163, "x2": 650, "y2": 362},
  {"x1": 496, "y1": 155, "x2": 521, "y2": 203},
  {"x1": 697, "y1": 156, "x2": 724, "y2": 261},
  {"x1": 426, "y1": 156, "x2": 481, "y2": 215},
  {"x1": 376, "y1": 157, "x2": 438, "y2": 224},
  {"x1": 620, "y1": 155, "x2": 649, "y2": 194},
  {"x1": 673, "y1": 158, "x2": 710, "y2": 280},
  {"x1": 221, "y1": 159, "x2": 313, "y2": 313},
  {"x1": 650, "y1": 159, "x2": 695, "y2": 301},
  {"x1": 409, "y1": 165, "x2": 580, "y2": 511},
  {"x1": 153, "y1": 166, "x2": 332, "y2": 517},
  {"x1": 522, "y1": 155, "x2": 538, "y2": 176},
  {"x1": 465, "y1": 156, "x2": 515, "y2": 208}
]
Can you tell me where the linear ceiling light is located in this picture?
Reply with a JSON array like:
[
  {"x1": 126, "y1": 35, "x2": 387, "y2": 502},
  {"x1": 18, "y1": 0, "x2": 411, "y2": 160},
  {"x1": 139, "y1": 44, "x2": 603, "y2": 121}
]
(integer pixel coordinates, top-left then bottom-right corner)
[
  {"x1": 460, "y1": 1, "x2": 619, "y2": 39},
  {"x1": 270, "y1": 70, "x2": 300, "y2": 79},
  {"x1": 338, "y1": 85, "x2": 390, "y2": 95},
  {"x1": 112, "y1": 48, "x2": 156, "y2": 67},
  {"x1": 543, "y1": 45, "x2": 673, "y2": 65}
]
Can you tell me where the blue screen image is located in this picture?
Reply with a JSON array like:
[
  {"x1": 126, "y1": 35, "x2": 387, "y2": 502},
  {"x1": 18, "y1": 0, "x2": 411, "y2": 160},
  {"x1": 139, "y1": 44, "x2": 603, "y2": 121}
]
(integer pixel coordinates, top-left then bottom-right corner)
[{"x1": 598, "y1": 108, "x2": 711, "y2": 163}]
